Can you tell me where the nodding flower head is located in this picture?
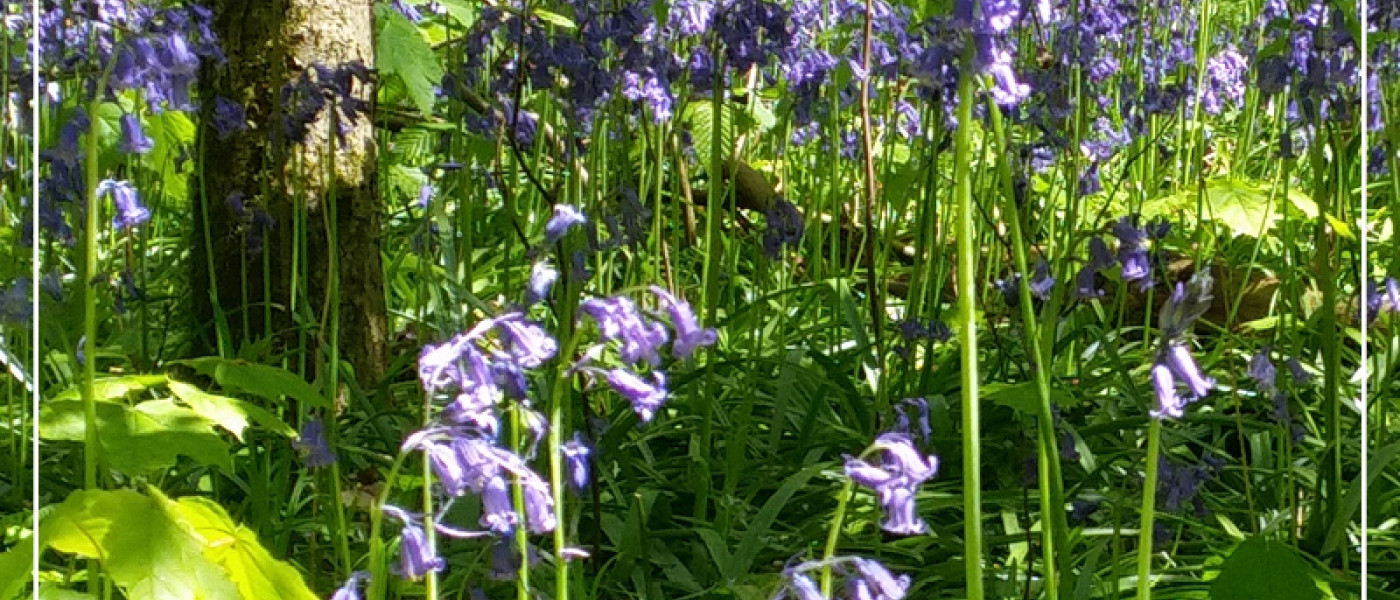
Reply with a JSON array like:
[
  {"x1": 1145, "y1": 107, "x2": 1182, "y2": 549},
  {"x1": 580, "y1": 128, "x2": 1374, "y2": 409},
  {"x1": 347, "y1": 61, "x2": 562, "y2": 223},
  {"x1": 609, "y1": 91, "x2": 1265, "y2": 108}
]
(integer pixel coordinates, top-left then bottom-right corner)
[
  {"x1": 845, "y1": 433, "x2": 938, "y2": 535},
  {"x1": 330, "y1": 572, "x2": 370, "y2": 600},
  {"x1": 606, "y1": 368, "x2": 668, "y2": 423},
  {"x1": 651, "y1": 286, "x2": 717, "y2": 358},
  {"x1": 1247, "y1": 348, "x2": 1277, "y2": 394},
  {"x1": 99, "y1": 179, "x2": 150, "y2": 231},
  {"x1": 545, "y1": 204, "x2": 588, "y2": 244},
  {"x1": 292, "y1": 416, "x2": 336, "y2": 468}
]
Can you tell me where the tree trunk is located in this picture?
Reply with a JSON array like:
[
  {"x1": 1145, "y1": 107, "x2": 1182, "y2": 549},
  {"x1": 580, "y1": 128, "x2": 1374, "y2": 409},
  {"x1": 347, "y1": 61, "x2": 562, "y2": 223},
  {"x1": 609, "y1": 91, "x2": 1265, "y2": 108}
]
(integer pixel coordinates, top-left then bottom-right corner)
[{"x1": 192, "y1": 0, "x2": 387, "y2": 391}]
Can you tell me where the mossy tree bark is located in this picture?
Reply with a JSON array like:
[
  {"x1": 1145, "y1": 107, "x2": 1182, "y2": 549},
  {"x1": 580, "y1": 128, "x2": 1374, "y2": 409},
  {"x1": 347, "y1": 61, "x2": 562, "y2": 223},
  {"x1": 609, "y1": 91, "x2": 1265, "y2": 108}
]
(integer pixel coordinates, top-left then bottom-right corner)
[{"x1": 192, "y1": 0, "x2": 387, "y2": 390}]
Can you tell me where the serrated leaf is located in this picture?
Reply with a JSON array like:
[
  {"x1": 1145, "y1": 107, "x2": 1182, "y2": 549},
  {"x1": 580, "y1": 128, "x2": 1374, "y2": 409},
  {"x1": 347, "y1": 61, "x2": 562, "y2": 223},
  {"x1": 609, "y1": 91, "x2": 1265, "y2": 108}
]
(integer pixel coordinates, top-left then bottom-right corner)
[
  {"x1": 1210, "y1": 536, "x2": 1322, "y2": 600},
  {"x1": 174, "y1": 357, "x2": 326, "y2": 408},
  {"x1": 172, "y1": 496, "x2": 318, "y2": 600},
  {"x1": 1142, "y1": 178, "x2": 1302, "y2": 238},
  {"x1": 39, "y1": 400, "x2": 234, "y2": 473},
  {"x1": 682, "y1": 101, "x2": 735, "y2": 176},
  {"x1": 377, "y1": 4, "x2": 445, "y2": 115},
  {"x1": 167, "y1": 380, "x2": 297, "y2": 441},
  {"x1": 43, "y1": 489, "x2": 241, "y2": 600}
]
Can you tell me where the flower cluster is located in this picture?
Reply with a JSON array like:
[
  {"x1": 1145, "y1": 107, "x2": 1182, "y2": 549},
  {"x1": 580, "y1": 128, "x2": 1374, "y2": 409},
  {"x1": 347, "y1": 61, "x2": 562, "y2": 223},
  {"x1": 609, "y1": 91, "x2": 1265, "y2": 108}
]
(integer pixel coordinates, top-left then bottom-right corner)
[
  {"x1": 1149, "y1": 274, "x2": 1215, "y2": 420},
  {"x1": 280, "y1": 61, "x2": 373, "y2": 145},
  {"x1": 775, "y1": 556, "x2": 910, "y2": 600},
  {"x1": 383, "y1": 205, "x2": 716, "y2": 582},
  {"x1": 844, "y1": 432, "x2": 938, "y2": 536},
  {"x1": 1156, "y1": 454, "x2": 1224, "y2": 517}
]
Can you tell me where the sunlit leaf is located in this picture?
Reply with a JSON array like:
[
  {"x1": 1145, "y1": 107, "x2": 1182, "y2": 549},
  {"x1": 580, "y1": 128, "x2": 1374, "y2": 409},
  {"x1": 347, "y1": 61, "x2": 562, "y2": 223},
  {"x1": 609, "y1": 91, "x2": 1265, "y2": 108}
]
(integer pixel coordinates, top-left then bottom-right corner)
[
  {"x1": 167, "y1": 380, "x2": 297, "y2": 441},
  {"x1": 39, "y1": 399, "x2": 234, "y2": 473},
  {"x1": 172, "y1": 496, "x2": 318, "y2": 600},
  {"x1": 174, "y1": 357, "x2": 327, "y2": 409},
  {"x1": 43, "y1": 489, "x2": 241, "y2": 600},
  {"x1": 376, "y1": 4, "x2": 445, "y2": 115}
]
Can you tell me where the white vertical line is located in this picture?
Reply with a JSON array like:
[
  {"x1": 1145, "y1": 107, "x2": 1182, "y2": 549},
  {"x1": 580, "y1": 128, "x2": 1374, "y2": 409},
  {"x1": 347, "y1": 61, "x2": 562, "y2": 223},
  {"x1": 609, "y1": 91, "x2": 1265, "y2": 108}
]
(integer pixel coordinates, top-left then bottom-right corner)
[
  {"x1": 29, "y1": 0, "x2": 41, "y2": 594},
  {"x1": 1359, "y1": 2, "x2": 1369, "y2": 600}
]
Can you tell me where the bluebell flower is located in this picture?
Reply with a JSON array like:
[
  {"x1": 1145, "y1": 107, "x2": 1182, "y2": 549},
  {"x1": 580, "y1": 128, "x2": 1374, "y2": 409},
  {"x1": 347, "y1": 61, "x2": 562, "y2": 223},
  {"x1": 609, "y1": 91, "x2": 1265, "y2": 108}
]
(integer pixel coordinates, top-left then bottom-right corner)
[
  {"x1": 498, "y1": 316, "x2": 558, "y2": 368},
  {"x1": 1070, "y1": 499, "x2": 1099, "y2": 524},
  {"x1": 293, "y1": 416, "x2": 336, "y2": 468},
  {"x1": 480, "y1": 475, "x2": 520, "y2": 534},
  {"x1": 545, "y1": 204, "x2": 587, "y2": 244},
  {"x1": 850, "y1": 557, "x2": 910, "y2": 600},
  {"x1": 651, "y1": 286, "x2": 717, "y2": 358},
  {"x1": 844, "y1": 433, "x2": 938, "y2": 535},
  {"x1": 606, "y1": 368, "x2": 668, "y2": 423},
  {"x1": 580, "y1": 296, "x2": 669, "y2": 366},
  {"x1": 118, "y1": 113, "x2": 154, "y2": 154},
  {"x1": 1248, "y1": 348, "x2": 1277, "y2": 394},
  {"x1": 330, "y1": 572, "x2": 369, "y2": 600},
  {"x1": 763, "y1": 197, "x2": 805, "y2": 259},
  {"x1": 99, "y1": 179, "x2": 150, "y2": 231},
  {"x1": 211, "y1": 96, "x2": 247, "y2": 139},
  {"x1": 562, "y1": 432, "x2": 591, "y2": 491},
  {"x1": 389, "y1": 516, "x2": 445, "y2": 580},
  {"x1": 786, "y1": 572, "x2": 825, "y2": 600},
  {"x1": 1028, "y1": 260, "x2": 1055, "y2": 300},
  {"x1": 1159, "y1": 276, "x2": 1214, "y2": 341},
  {"x1": 0, "y1": 278, "x2": 32, "y2": 324},
  {"x1": 1073, "y1": 263, "x2": 1104, "y2": 299},
  {"x1": 1285, "y1": 357, "x2": 1312, "y2": 385},
  {"x1": 526, "y1": 260, "x2": 557, "y2": 305}
]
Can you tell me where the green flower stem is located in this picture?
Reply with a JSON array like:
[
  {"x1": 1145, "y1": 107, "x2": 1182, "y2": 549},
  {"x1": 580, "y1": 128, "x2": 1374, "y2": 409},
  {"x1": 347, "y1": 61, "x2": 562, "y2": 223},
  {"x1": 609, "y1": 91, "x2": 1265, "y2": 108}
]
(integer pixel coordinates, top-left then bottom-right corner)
[
  {"x1": 367, "y1": 450, "x2": 411, "y2": 600},
  {"x1": 986, "y1": 98, "x2": 1067, "y2": 600},
  {"x1": 509, "y1": 405, "x2": 532, "y2": 600},
  {"x1": 953, "y1": 35, "x2": 983, "y2": 600},
  {"x1": 820, "y1": 479, "x2": 855, "y2": 597},
  {"x1": 1136, "y1": 418, "x2": 1163, "y2": 599},
  {"x1": 79, "y1": 47, "x2": 119, "y2": 499},
  {"x1": 324, "y1": 112, "x2": 354, "y2": 582},
  {"x1": 549, "y1": 171, "x2": 586, "y2": 600}
]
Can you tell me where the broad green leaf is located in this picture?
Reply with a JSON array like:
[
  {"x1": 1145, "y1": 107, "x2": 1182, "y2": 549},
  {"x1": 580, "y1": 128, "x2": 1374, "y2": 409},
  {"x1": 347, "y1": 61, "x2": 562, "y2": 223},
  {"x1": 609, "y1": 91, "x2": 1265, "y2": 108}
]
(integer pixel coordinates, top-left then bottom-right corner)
[
  {"x1": 1210, "y1": 536, "x2": 1322, "y2": 600},
  {"x1": 983, "y1": 381, "x2": 1068, "y2": 415},
  {"x1": 145, "y1": 110, "x2": 196, "y2": 204},
  {"x1": 39, "y1": 399, "x2": 234, "y2": 473},
  {"x1": 167, "y1": 380, "x2": 297, "y2": 441},
  {"x1": 1141, "y1": 178, "x2": 1309, "y2": 238},
  {"x1": 376, "y1": 4, "x2": 445, "y2": 115},
  {"x1": 37, "y1": 585, "x2": 97, "y2": 600},
  {"x1": 52, "y1": 374, "x2": 169, "y2": 401},
  {"x1": 175, "y1": 357, "x2": 327, "y2": 408},
  {"x1": 682, "y1": 101, "x2": 735, "y2": 176},
  {"x1": 43, "y1": 489, "x2": 241, "y2": 600},
  {"x1": 0, "y1": 534, "x2": 33, "y2": 600},
  {"x1": 173, "y1": 496, "x2": 318, "y2": 600}
]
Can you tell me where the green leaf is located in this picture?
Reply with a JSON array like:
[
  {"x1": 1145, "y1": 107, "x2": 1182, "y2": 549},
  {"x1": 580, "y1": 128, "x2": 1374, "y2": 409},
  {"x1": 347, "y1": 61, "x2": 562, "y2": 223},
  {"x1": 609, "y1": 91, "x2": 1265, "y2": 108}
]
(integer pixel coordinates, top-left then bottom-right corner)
[
  {"x1": 983, "y1": 381, "x2": 1068, "y2": 415},
  {"x1": 172, "y1": 496, "x2": 319, "y2": 600},
  {"x1": 39, "y1": 400, "x2": 235, "y2": 473},
  {"x1": 145, "y1": 110, "x2": 196, "y2": 204},
  {"x1": 681, "y1": 100, "x2": 735, "y2": 176},
  {"x1": 43, "y1": 489, "x2": 241, "y2": 600},
  {"x1": 167, "y1": 380, "x2": 297, "y2": 441},
  {"x1": 174, "y1": 357, "x2": 327, "y2": 408},
  {"x1": 37, "y1": 585, "x2": 97, "y2": 600},
  {"x1": 0, "y1": 534, "x2": 33, "y2": 600},
  {"x1": 1210, "y1": 536, "x2": 1322, "y2": 600},
  {"x1": 725, "y1": 464, "x2": 822, "y2": 583},
  {"x1": 1141, "y1": 178, "x2": 1307, "y2": 238},
  {"x1": 52, "y1": 374, "x2": 169, "y2": 401},
  {"x1": 532, "y1": 7, "x2": 577, "y2": 29},
  {"x1": 376, "y1": 3, "x2": 445, "y2": 115}
]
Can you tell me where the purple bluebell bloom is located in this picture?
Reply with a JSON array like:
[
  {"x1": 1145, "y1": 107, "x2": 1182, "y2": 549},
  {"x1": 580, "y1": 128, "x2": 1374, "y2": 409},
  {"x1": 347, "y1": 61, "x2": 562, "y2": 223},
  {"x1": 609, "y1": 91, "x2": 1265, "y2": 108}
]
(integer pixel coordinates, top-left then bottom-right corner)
[
  {"x1": 395, "y1": 521, "x2": 445, "y2": 580},
  {"x1": 1248, "y1": 348, "x2": 1277, "y2": 393},
  {"x1": 1159, "y1": 276, "x2": 1214, "y2": 341},
  {"x1": 211, "y1": 96, "x2": 247, "y2": 139},
  {"x1": 1112, "y1": 217, "x2": 1153, "y2": 290},
  {"x1": 545, "y1": 204, "x2": 587, "y2": 244},
  {"x1": 526, "y1": 260, "x2": 558, "y2": 305},
  {"x1": 520, "y1": 474, "x2": 558, "y2": 534},
  {"x1": 1028, "y1": 260, "x2": 1055, "y2": 300},
  {"x1": 330, "y1": 572, "x2": 369, "y2": 600},
  {"x1": 1149, "y1": 362, "x2": 1185, "y2": 420},
  {"x1": 787, "y1": 572, "x2": 825, "y2": 600},
  {"x1": 118, "y1": 113, "x2": 154, "y2": 154},
  {"x1": 480, "y1": 475, "x2": 520, "y2": 534},
  {"x1": 580, "y1": 296, "x2": 669, "y2": 366},
  {"x1": 606, "y1": 368, "x2": 668, "y2": 423},
  {"x1": 845, "y1": 433, "x2": 938, "y2": 535},
  {"x1": 763, "y1": 197, "x2": 805, "y2": 259},
  {"x1": 650, "y1": 286, "x2": 717, "y2": 358},
  {"x1": 562, "y1": 432, "x2": 591, "y2": 491},
  {"x1": 498, "y1": 316, "x2": 557, "y2": 368},
  {"x1": 1073, "y1": 263, "x2": 1104, "y2": 299},
  {"x1": 99, "y1": 179, "x2": 150, "y2": 231},
  {"x1": 293, "y1": 416, "x2": 336, "y2": 468},
  {"x1": 1285, "y1": 357, "x2": 1312, "y2": 385},
  {"x1": 1384, "y1": 278, "x2": 1400, "y2": 313},
  {"x1": 851, "y1": 557, "x2": 910, "y2": 600}
]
